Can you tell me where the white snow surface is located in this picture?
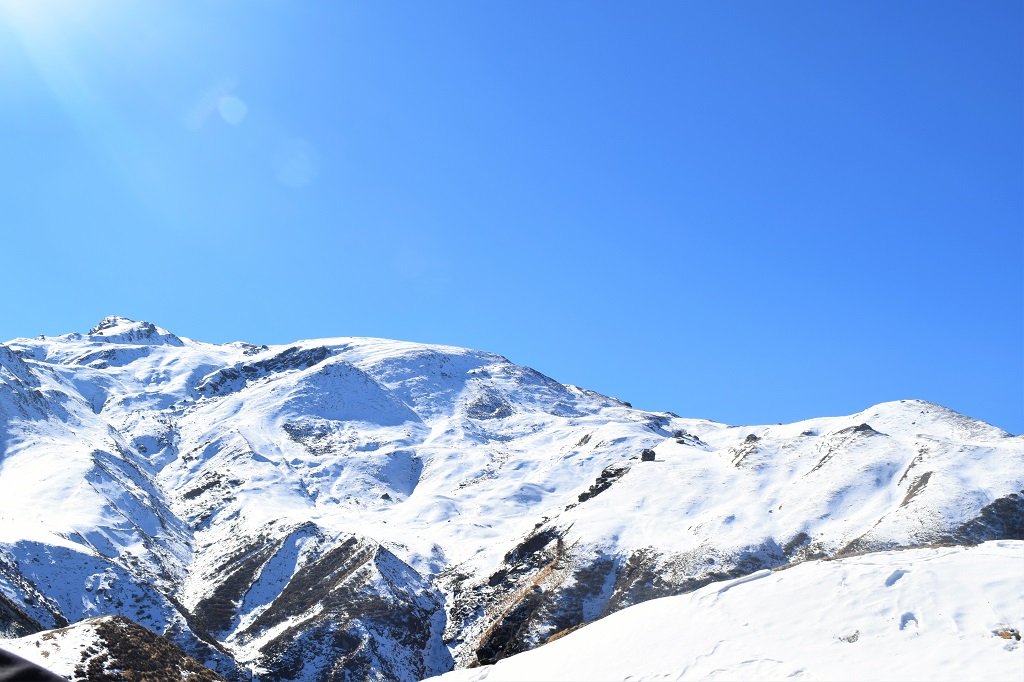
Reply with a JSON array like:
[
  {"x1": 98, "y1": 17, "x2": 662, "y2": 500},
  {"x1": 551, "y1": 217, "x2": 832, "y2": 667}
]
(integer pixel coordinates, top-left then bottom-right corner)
[
  {"x1": 429, "y1": 541, "x2": 1024, "y2": 682},
  {"x1": 1, "y1": 618, "x2": 100, "y2": 677},
  {"x1": 3, "y1": 319, "x2": 1016, "y2": 578},
  {"x1": 0, "y1": 316, "x2": 1021, "y2": 678}
]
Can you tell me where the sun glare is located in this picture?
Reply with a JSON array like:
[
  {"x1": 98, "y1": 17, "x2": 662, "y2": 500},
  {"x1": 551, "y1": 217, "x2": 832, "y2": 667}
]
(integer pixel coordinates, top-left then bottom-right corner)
[{"x1": 0, "y1": 0, "x2": 107, "y2": 36}]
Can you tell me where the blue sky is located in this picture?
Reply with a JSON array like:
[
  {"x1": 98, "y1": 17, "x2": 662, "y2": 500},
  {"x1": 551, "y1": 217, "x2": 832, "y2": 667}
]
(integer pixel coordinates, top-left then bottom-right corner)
[{"x1": 0, "y1": 1, "x2": 1021, "y2": 433}]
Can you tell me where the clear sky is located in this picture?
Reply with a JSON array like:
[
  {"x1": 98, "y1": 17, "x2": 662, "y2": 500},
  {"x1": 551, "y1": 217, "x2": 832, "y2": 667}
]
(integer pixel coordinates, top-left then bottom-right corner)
[{"x1": 0, "y1": 1, "x2": 1021, "y2": 433}]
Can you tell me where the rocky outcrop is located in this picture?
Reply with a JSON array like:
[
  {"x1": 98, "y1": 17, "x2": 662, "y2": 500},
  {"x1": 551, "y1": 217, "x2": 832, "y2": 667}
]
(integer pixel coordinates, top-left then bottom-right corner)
[{"x1": 196, "y1": 346, "x2": 332, "y2": 397}]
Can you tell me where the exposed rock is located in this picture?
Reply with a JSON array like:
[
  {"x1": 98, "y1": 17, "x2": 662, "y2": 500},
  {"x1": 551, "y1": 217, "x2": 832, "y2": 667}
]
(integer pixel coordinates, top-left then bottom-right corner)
[
  {"x1": 0, "y1": 592, "x2": 42, "y2": 639},
  {"x1": 836, "y1": 423, "x2": 884, "y2": 437},
  {"x1": 569, "y1": 465, "x2": 630, "y2": 508},
  {"x1": 994, "y1": 627, "x2": 1021, "y2": 641},
  {"x1": 74, "y1": 616, "x2": 224, "y2": 682},
  {"x1": 899, "y1": 471, "x2": 932, "y2": 507},
  {"x1": 196, "y1": 346, "x2": 332, "y2": 397},
  {"x1": 949, "y1": 491, "x2": 1024, "y2": 543},
  {"x1": 463, "y1": 390, "x2": 514, "y2": 420}
]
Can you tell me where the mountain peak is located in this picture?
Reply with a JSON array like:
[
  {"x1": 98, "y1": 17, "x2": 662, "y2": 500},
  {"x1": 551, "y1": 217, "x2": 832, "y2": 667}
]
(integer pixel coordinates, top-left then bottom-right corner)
[
  {"x1": 89, "y1": 315, "x2": 140, "y2": 334},
  {"x1": 87, "y1": 316, "x2": 184, "y2": 346}
]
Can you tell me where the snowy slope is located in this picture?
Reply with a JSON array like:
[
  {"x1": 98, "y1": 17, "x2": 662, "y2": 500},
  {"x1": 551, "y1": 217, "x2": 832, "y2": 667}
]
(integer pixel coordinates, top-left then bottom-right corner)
[
  {"x1": 428, "y1": 541, "x2": 1024, "y2": 682},
  {"x1": 0, "y1": 317, "x2": 1021, "y2": 680},
  {"x1": 2, "y1": 614, "x2": 223, "y2": 681}
]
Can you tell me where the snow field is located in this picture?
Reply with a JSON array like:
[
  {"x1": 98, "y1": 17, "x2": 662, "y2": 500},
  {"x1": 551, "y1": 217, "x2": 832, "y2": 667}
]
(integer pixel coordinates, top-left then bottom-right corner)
[{"x1": 428, "y1": 541, "x2": 1024, "y2": 681}]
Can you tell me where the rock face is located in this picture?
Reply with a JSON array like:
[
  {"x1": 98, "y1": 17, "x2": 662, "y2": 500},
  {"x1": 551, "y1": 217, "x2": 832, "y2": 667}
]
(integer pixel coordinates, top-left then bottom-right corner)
[{"x1": 0, "y1": 318, "x2": 1021, "y2": 680}]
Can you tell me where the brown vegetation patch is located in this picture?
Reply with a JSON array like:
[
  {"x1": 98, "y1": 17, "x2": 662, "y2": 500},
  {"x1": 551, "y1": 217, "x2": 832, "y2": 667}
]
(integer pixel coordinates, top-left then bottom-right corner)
[{"x1": 72, "y1": 616, "x2": 223, "y2": 682}]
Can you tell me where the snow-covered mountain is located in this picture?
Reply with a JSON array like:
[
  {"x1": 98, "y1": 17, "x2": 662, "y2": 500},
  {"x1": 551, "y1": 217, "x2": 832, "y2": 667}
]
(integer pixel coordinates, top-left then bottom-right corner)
[{"x1": 0, "y1": 317, "x2": 1021, "y2": 680}]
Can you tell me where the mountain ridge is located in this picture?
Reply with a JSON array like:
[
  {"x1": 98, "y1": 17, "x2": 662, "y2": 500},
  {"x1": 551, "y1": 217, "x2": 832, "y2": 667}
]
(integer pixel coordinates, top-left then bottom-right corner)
[{"x1": 0, "y1": 317, "x2": 1020, "y2": 680}]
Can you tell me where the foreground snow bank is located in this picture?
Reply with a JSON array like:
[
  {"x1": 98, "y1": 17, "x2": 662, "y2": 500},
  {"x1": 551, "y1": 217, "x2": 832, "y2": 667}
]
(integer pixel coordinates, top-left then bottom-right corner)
[{"x1": 428, "y1": 541, "x2": 1024, "y2": 682}]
